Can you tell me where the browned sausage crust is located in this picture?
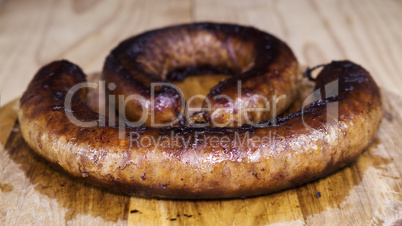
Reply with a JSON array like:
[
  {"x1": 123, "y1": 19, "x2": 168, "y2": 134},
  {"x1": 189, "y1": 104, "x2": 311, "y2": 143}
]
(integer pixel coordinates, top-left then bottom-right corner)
[
  {"x1": 103, "y1": 23, "x2": 299, "y2": 127},
  {"x1": 18, "y1": 60, "x2": 382, "y2": 199}
]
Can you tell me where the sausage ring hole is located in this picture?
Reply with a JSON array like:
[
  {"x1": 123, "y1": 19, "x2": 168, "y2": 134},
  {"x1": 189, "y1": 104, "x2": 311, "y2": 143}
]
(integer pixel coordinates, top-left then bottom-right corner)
[
  {"x1": 172, "y1": 74, "x2": 231, "y2": 123},
  {"x1": 103, "y1": 23, "x2": 299, "y2": 128}
]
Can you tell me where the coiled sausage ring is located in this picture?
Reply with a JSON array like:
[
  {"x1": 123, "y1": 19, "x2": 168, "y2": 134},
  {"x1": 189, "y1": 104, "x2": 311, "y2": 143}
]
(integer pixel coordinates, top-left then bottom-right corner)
[
  {"x1": 18, "y1": 23, "x2": 382, "y2": 199},
  {"x1": 103, "y1": 23, "x2": 299, "y2": 127}
]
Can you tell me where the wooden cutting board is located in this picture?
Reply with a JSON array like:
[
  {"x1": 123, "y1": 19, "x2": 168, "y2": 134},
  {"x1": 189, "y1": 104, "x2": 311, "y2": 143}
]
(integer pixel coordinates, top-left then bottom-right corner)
[{"x1": 0, "y1": 72, "x2": 401, "y2": 225}]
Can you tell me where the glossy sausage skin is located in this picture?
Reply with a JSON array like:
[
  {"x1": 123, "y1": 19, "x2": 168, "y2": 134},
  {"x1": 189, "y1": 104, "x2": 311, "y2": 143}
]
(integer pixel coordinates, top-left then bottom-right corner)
[
  {"x1": 18, "y1": 60, "x2": 382, "y2": 199},
  {"x1": 103, "y1": 23, "x2": 299, "y2": 127}
]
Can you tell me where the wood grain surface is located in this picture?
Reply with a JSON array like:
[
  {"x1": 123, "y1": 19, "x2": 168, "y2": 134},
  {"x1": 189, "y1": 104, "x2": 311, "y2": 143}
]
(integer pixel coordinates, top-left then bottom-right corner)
[
  {"x1": 0, "y1": 0, "x2": 401, "y2": 225},
  {"x1": 0, "y1": 0, "x2": 401, "y2": 106}
]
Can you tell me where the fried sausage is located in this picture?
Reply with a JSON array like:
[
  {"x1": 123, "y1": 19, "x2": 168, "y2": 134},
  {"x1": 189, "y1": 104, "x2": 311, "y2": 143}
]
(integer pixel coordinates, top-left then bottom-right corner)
[{"x1": 18, "y1": 60, "x2": 382, "y2": 199}]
